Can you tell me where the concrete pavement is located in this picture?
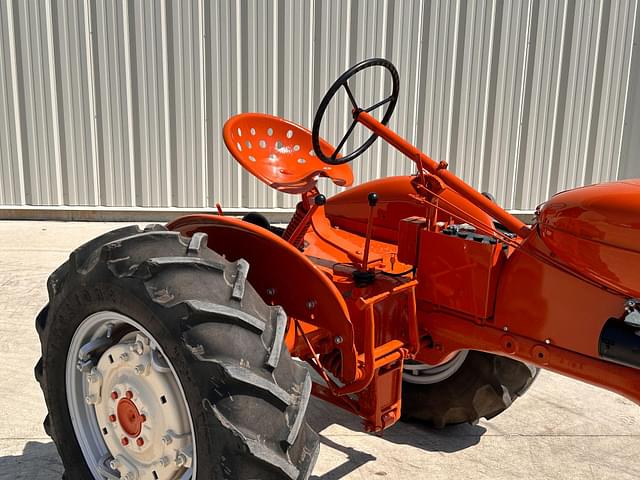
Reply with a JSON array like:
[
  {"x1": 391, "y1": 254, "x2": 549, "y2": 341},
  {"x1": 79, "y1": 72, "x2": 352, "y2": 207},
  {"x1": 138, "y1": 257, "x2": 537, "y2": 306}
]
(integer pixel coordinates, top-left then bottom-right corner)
[{"x1": 1, "y1": 221, "x2": 639, "y2": 480}]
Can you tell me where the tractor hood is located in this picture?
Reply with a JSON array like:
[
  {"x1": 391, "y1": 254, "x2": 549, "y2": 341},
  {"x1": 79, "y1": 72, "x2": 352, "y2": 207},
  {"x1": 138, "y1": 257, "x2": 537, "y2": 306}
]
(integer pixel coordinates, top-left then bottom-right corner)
[
  {"x1": 536, "y1": 179, "x2": 640, "y2": 297},
  {"x1": 324, "y1": 176, "x2": 495, "y2": 244}
]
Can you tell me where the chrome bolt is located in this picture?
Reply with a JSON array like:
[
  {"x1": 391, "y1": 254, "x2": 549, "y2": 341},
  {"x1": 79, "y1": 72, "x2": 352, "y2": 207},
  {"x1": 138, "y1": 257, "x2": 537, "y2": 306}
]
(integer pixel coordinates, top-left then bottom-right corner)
[
  {"x1": 109, "y1": 458, "x2": 119, "y2": 470},
  {"x1": 545, "y1": 338, "x2": 551, "y2": 345},
  {"x1": 76, "y1": 359, "x2": 93, "y2": 372},
  {"x1": 266, "y1": 288, "x2": 276, "y2": 296},
  {"x1": 85, "y1": 394, "x2": 97, "y2": 405},
  {"x1": 161, "y1": 434, "x2": 173, "y2": 446},
  {"x1": 87, "y1": 367, "x2": 99, "y2": 383},
  {"x1": 124, "y1": 473, "x2": 135, "y2": 480},
  {"x1": 306, "y1": 299, "x2": 317, "y2": 310},
  {"x1": 158, "y1": 456, "x2": 169, "y2": 467},
  {"x1": 176, "y1": 453, "x2": 187, "y2": 467},
  {"x1": 134, "y1": 364, "x2": 146, "y2": 375},
  {"x1": 334, "y1": 336, "x2": 343, "y2": 345},
  {"x1": 119, "y1": 352, "x2": 129, "y2": 362},
  {"x1": 130, "y1": 341, "x2": 144, "y2": 355}
]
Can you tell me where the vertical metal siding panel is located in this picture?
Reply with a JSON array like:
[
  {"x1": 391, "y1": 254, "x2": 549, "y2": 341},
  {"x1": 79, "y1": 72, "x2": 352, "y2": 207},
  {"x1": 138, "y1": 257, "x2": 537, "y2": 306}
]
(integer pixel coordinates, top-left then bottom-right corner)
[
  {"x1": 167, "y1": 0, "x2": 204, "y2": 207},
  {"x1": 520, "y1": 0, "x2": 562, "y2": 207},
  {"x1": 619, "y1": 0, "x2": 640, "y2": 179},
  {"x1": 593, "y1": 0, "x2": 636, "y2": 183},
  {"x1": 0, "y1": 0, "x2": 638, "y2": 212},
  {"x1": 0, "y1": 0, "x2": 25, "y2": 205},
  {"x1": 15, "y1": 0, "x2": 63, "y2": 205},
  {"x1": 52, "y1": 0, "x2": 96, "y2": 206},
  {"x1": 387, "y1": 0, "x2": 423, "y2": 179},
  {"x1": 487, "y1": 0, "x2": 530, "y2": 208},
  {"x1": 92, "y1": 0, "x2": 135, "y2": 207}
]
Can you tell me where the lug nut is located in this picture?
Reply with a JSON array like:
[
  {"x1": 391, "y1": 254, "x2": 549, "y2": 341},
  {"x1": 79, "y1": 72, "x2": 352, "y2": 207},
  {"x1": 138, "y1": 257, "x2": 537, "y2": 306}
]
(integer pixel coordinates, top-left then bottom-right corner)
[
  {"x1": 109, "y1": 414, "x2": 117, "y2": 422},
  {"x1": 109, "y1": 458, "x2": 119, "y2": 469},
  {"x1": 121, "y1": 437, "x2": 129, "y2": 446},
  {"x1": 130, "y1": 341, "x2": 144, "y2": 355},
  {"x1": 136, "y1": 437, "x2": 145, "y2": 447},
  {"x1": 125, "y1": 390, "x2": 133, "y2": 399}
]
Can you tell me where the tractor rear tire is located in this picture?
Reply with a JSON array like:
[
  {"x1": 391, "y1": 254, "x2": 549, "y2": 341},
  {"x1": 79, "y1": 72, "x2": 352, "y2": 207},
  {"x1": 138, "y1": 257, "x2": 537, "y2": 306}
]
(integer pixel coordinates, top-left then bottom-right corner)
[
  {"x1": 401, "y1": 351, "x2": 539, "y2": 428},
  {"x1": 34, "y1": 224, "x2": 319, "y2": 479}
]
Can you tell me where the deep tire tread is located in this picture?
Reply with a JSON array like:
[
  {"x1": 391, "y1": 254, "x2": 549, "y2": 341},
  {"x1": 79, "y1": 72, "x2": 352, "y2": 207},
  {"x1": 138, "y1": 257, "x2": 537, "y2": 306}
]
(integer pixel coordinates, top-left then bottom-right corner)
[
  {"x1": 266, "y1": 306, "x2": 287, "y2": 370},
  {"x1": 35, "y1": 224, "x2": 319, "y2": 479},
  {"x1": 402, "y1": 351, "x2": 539, "y2": 427}
]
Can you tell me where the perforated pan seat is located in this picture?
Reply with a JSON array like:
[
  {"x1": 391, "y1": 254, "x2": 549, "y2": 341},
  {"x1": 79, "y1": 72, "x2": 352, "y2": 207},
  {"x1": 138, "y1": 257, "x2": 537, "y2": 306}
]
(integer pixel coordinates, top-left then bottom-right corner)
[{"x1": 223, "y1": 113, "x2": 354, "y2": 194}]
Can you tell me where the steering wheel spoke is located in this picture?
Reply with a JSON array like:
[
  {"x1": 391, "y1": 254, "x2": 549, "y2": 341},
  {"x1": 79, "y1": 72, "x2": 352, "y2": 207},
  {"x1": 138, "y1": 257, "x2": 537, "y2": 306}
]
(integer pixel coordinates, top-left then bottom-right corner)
[
  {"x1": 343, "y1": 82, "x2": 359, "y2": 109},
  {"x1": 365, "y1": 95, "x2": 394, "y2": 113},
  {"x1": 332, "y1": 119, "x2": 358, "y2": 160},
  {"x1": 312, "y1": 58, "x2": 400, "y2": 165}
]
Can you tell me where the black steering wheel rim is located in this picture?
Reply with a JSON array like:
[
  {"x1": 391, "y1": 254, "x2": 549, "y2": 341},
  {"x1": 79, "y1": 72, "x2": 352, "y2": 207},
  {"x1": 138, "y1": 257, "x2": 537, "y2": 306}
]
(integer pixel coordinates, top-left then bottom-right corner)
[{"x1": 312, "y1": 58, "x2": 400, "y2": 165}]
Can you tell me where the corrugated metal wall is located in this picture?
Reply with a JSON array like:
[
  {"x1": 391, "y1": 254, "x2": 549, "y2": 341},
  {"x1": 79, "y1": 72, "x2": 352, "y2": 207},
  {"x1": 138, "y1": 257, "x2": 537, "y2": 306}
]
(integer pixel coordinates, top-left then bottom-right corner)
[{"x1": 0, "y1": 0, "x2": 638, "y2": 212}]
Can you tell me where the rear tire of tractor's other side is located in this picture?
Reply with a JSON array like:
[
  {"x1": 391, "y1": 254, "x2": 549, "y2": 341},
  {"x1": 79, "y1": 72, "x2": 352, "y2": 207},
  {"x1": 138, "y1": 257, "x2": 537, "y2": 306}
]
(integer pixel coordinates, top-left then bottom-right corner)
[
  {"x1": 402, "y1": 351, "x2": 539, "y2": 428},
  {"x1": 35, "y1": 225, "x2": 319, "y2": 479}
]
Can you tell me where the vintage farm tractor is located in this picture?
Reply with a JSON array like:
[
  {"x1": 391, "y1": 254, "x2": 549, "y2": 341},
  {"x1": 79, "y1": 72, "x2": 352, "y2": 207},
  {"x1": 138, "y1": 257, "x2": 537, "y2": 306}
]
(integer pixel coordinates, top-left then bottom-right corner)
[{"x1": 35, "y1": 59, "x2": 640, "y2": 479}]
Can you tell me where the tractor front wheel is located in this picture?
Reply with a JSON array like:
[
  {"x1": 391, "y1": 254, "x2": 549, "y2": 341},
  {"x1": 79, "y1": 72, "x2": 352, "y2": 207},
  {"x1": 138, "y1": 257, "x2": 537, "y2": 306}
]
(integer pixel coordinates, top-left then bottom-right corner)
[
  {"x1": 401, "y1": 351, "x2": 539, "y2": 428},
  {"x1": 35, "y1": 225, "x2": 318, "y2": 479}
]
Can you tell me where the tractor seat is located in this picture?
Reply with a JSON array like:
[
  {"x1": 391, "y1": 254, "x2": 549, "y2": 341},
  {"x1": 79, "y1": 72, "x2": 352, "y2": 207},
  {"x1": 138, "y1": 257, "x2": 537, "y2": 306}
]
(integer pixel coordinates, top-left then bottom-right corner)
[{"x1": 223, "y1": 113, "x2": 354, "y2": 194}]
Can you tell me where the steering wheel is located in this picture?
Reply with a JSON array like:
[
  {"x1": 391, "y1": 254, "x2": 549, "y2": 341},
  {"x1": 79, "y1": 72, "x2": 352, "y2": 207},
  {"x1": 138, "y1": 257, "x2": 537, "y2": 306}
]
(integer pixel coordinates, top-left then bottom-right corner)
[{"x1": 312, "y1": 58, "x2": 400, "y2": 165}]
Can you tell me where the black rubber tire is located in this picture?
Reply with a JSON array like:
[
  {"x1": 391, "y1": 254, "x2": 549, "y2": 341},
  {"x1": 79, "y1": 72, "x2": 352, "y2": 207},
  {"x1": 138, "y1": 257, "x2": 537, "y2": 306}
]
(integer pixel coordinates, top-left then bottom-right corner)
[
  {"x1": 34, "y1": 224, "x2": 319, "y2": 479},
  {"x1": 401, "y1": 351, "x2": 539, "y2": 428}
]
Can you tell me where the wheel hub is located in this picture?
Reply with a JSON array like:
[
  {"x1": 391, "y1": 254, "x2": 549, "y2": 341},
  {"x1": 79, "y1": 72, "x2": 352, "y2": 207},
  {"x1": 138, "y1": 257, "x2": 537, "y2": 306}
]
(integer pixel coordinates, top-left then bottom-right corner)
[
  {"x1": 116, "y1": 397, "x2": 144, "y2": 437},
  {"x1": 66, "y1": 312, "x2": 196, "y2": 480}
]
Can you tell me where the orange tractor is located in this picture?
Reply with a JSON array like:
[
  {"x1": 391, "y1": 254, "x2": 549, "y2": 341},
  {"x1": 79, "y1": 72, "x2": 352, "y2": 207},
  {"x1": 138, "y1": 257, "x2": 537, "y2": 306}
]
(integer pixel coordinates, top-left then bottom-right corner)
[{"x1": 35, "y1": 59, "x2": 640, "y2": 479}]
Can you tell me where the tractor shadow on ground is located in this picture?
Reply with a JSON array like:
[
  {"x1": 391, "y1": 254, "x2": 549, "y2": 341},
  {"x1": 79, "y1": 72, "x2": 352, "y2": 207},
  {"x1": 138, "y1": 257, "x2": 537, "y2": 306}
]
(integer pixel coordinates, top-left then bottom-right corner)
[
  {"x1": 307, "y1": 397, "x2": 486, "y2": 479},
  {"x1": 0, "y1": 440, "x2": 64, "y2": 479}
]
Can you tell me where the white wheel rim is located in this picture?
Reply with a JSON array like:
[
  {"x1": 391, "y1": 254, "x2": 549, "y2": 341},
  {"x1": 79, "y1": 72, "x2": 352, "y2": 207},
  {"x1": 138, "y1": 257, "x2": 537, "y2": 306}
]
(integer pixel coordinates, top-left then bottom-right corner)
[
  {"x1": 402, "y1": 350, "x2": 469, "y2": 385},
  {"x1": 65, "y1": 311, "x2": 197, "y2": 480}
]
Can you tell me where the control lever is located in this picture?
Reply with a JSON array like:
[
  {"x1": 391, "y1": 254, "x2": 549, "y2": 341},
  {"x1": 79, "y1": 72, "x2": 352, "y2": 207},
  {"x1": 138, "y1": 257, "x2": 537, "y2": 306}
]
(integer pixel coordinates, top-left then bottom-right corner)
[{"x1": 361, "y1": 192, "x2": 378, "y2": 271}]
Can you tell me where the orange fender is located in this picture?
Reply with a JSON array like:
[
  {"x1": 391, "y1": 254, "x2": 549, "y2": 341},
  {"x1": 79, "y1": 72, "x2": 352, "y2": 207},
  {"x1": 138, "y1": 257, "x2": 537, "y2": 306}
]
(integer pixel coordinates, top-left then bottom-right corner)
[{"x1": 167, "y1": 214, "x2": 358, "y2": 382}]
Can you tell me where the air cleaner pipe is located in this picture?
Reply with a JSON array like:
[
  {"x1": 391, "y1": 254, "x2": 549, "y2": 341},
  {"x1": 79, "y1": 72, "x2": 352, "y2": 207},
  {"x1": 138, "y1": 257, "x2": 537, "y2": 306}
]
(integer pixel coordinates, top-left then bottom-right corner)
[{"x1": 356, "y1": 111, "x2": 530, "y2": 238}]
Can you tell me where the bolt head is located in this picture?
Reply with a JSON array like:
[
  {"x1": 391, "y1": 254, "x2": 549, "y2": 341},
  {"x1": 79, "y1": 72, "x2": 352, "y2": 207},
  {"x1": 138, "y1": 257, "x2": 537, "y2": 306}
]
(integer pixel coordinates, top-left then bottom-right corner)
[
  {"x1": 124, "y1": 473, "x2": 134, "y2": 480},
  {"x1": 125, "y1": 390, "x2": 133, "y2": 400},
  {"x1": 121, "y1": 437, "x2": 129, "y2": 446},
  {"x1": 266, "y1": 288, "x2": 276, "y2": 296},
  {"x1": 109, "y1": 458, "x2": 119, "y2": 469},
  {"x1": 334, "y1": 336, "x2": 343, "y2": 345},
  {"x1": 130, "y1": 341, "x2": 144, "y2": 355},
  {"x1": 136, "y1": 437, "x2": 144, "y2": 447},
  {"x1": 140, "y1": 414, "x2": 146, "y2": 423},
  {"x1": 176, "y1": 453, "x2": 187, "y2": 467},
  {"x1": 161, "y1": 434, "x2": 172, "y2": 445},
  {"x1": 111, "y1": 391, "x2": 119, "y2": 400},
  {"x1": 159, "y1": 456, "x2": 169, "y2": 467},
  {"x1": 134, "y1": 364, "x2": 145, "y2": 375},
  {"x1": 109, "y1": 414, "x2": 117, "y2": 422},
  {"x1": 85, "y1": 394, "x2": 97, "y2": 405},
  {"x1": 119, "y1": 352, "x2": 129, "y2": 362},
  {"x1": 306, "y1": 299, "x2": 317, "y2": 310}
]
